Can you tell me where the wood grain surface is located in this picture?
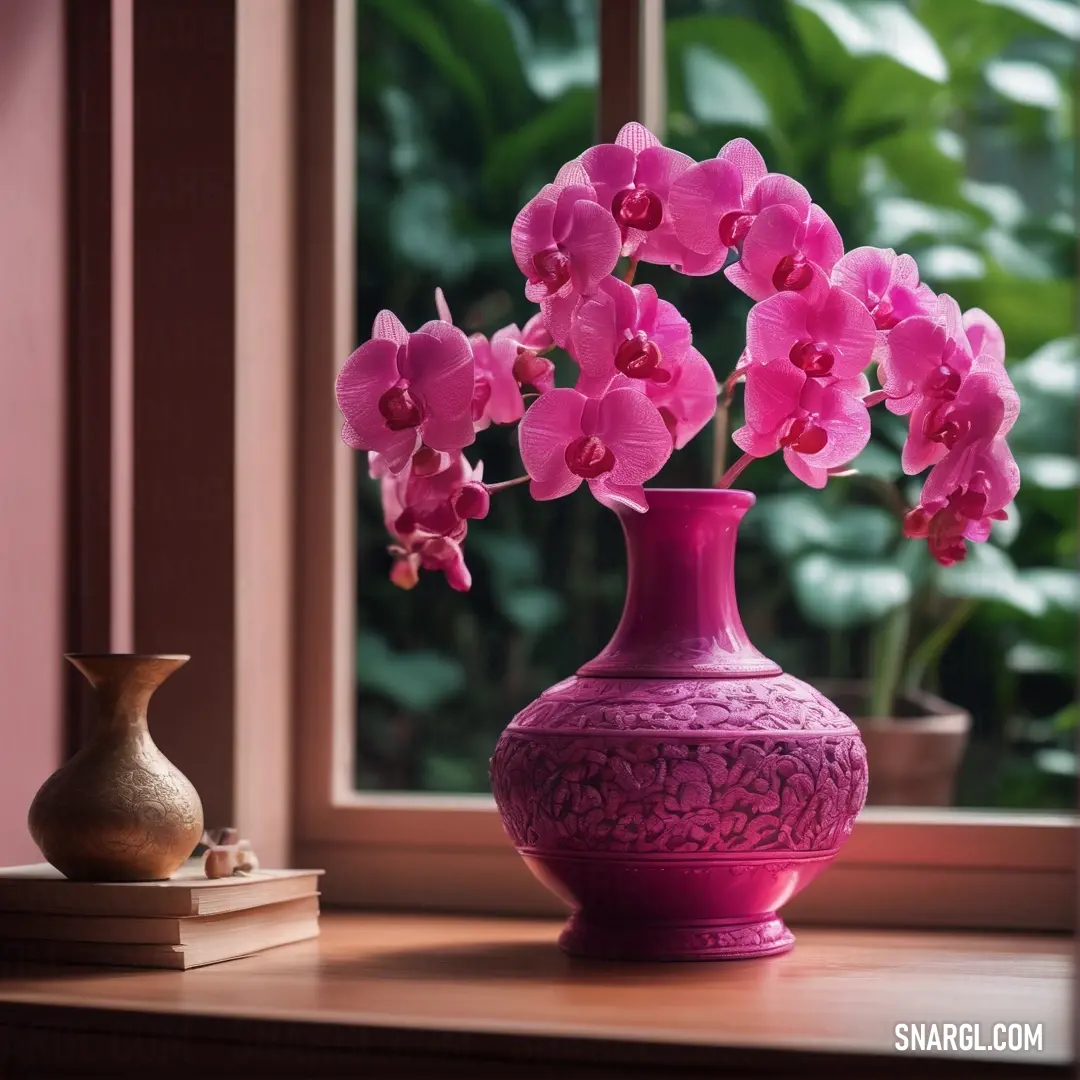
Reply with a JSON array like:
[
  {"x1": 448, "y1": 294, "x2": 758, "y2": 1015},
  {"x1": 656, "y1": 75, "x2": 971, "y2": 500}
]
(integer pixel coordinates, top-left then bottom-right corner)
[{"x1": 0, "y1": 911, "x2": 1070, "y2": 1078}]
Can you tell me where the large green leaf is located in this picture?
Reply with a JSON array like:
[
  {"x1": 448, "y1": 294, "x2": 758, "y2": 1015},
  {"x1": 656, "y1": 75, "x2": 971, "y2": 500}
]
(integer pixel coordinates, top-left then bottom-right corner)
[
  {"x1": 1015, "y1": 454, "x2": 1080, "y2": 490},
  {"x1": 482, "y1": 88, "x2": 594, "y2": 201},
  {"x1": 499, "y1": 586, "x2": 565, "y2": 634},
  {"x1": 944, "y1": 278, "x2": 1075, "y2": 358},
  {"x1": 667, "y1": 16, "x2": 806, "y2": 133},
  {"x1": 366, "y1": 0, "x2": 495, "y2": 141},
  {"x1": 935, "y1": 542, "x2": 1047, "y2": 615},
  {"x1": 1020, "y1": 567, "x2": 1080, "y2": 611},
  {"x1": 841, "y1": 61, "x2": 948, "y2": 133},
  {"x1": 791, "y1": 0, "x2": 949, "y2": 82},
  {"x1": 756, "y1": 493, "x2": 899, "y2": 558},
  {"x1": 356, "y1": 632, "x2": 467, "y2": 713},
  {"x1": 791, "y1": 552, "x2": 911, "y2": 628},
  {"x1": 867, "y1": 131, "x2": 968, "y2": 208},
  {"x1": 683, "y1": 46, "x2": 772, "y2": 131},
  {"x1": 389, "y1": 181, "x2": 477, "y2": 279},
  {"x1": 1010, "y1": 336, "x2": 1079, "y2": 394},
  {"x1": 978, "y1": 0, "x2": 1080, "y2": 39},
  {"x1": 427, "y1": 0, "x2": 538, "y2": 132},
  {"x1": 985, "y1": 59, "x2": 1064, "y2": 110}
]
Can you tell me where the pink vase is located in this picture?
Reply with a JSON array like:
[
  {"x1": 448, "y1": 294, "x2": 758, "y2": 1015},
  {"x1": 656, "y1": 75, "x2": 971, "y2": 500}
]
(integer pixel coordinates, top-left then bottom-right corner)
[{"x1": 490, "y1": 489, "x2": 868, "y2": 960}]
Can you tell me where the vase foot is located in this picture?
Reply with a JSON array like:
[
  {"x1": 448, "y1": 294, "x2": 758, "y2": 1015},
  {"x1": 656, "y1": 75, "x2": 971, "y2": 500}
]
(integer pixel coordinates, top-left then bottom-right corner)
[{"x1": 558, "y1": 911, "x2": 795, "y2": 961}]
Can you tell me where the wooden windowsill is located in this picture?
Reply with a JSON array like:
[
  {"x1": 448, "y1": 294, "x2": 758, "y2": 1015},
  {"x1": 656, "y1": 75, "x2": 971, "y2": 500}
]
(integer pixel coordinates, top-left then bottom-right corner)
[{"x1": 0, "y1": 912, "x2": 1071, "y2": 1078}]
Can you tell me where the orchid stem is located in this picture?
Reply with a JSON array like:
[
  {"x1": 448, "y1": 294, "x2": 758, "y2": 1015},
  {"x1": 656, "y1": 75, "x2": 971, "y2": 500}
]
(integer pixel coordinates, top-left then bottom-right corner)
[
  {"x1": 711, "y1": 399, "x2": 730, "y2": 485},
  {"x1": 484, "y1": 475, "x2": 531, "y2": 493},
  {"x1": 622, "y1": 257, "x2": 639, "y2": 285},
  {"x1": 716, "y1": 451, "x2": 754, "y2": 490}
]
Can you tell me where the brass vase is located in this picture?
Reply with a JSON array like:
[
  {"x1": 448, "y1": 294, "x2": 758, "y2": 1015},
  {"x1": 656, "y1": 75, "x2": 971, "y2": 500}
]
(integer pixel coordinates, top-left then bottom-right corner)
[{"x1": 28, "y1": 654, "x2": 204, "y2": 881}]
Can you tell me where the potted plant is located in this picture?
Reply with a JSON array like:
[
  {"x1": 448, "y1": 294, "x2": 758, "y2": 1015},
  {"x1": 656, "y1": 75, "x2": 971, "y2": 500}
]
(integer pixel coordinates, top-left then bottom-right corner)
[{"x1": 336, "y1": 124, "x2": 1021, "y2": 960}]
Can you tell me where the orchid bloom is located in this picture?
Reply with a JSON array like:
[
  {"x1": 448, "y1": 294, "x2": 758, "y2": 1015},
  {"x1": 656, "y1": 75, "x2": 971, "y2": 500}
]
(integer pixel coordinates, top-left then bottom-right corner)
[
  {"x1": 745, "y1": 286, "x2": 877, "y2": 381},
  {"x1": 904, "y1": 436, "x2": 1020, "y2": 566},
  {"x1": 877, "y1": 295, "x2": 979, "y2": 415},
  {"x1": 336, "y1": 310, "x2": 475, "y2": 474},
  {"x1": 732, "y1": 358, "x2": 872, "y2": 489},
  {"x1": 511, "y1": 162, "x2": 622, "y2": 347},
  {"x1": 632, "y1": 345, "x2": 719, "y2": 450},
  {"x1": 375, "y1": 451, "x2": 486, "y2": 592},
  {"x1": 830, "y1": 246, "x2": 937, "y2": 335},
  {"x1": 518, "y1": 386, "x2": 672, "y2": 512},
  {"x1": 725, "y1": 204, "x2": 843, "y2": 307},
  {"x1": 434, "y1": 289, "x2": 553, "y2": 429},
  {"x1": 577, "y1": 122, "x2": 698, "y2": 268},
  {"x1": 568, "y1": 277, "x2": 717, "y2": 448},
  {"x1": 902, "y1": 360, "x2": 1019, "y2": 476},
  {"x1": 570, "y1": 277, "x2": 691, "y2": 390},
  {"x1": 668, "y1": 139, "x2": 812, "y2": 277}
]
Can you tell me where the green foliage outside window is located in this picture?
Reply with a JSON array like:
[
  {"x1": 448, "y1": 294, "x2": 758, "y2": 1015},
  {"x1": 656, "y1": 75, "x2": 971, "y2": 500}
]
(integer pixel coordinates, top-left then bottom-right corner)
[{"x1": 355, "y1": 0, "x2": 1076, "y2": 808}]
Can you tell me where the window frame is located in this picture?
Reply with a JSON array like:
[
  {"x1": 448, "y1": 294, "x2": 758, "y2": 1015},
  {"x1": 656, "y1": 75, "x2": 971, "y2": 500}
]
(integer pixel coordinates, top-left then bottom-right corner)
[{"x1": 292, "y1": 0, "x2": 1076, "y2": 931}]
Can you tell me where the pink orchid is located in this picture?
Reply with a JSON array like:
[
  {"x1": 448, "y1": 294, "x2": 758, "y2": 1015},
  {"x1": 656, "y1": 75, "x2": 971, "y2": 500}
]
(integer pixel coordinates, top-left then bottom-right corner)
[
  {"x1": 374, "y1": 451, "x2": 485, "y2": 592},
  {"x1": 732, "y1": 360, "x2": 871, "y2": 488},
  {"x1": 830, "y1": 247, "x2": 937, "y2": 334},
  {"x1": 570, "y1": 277, "x2": 691, "y2": 390},
  {"x1": 337, "y1": 310, "x2": 475, "y2": 474},
  {"x1": 511, "y1": 164, "x2": 621, "y2": 348},
  {"x1": 518, "y1": 386, "x2": 673, "y2": 512},
  {"x1": 576, "y1": 122, "x2": 696, "y2": 267},
  {"x1": 725, "y1": 204, "x2": 843, "y2": 307},
  {"x1": 902, "y1": 359, "x2": 1019, "y2": 475},
  {"x1": 904, "y1": 437, "x2": 1020, "y2": 566},
  {"x1": 879, "y1": 295, "x2": 980, "y2": 416},
  {"x1": 962, "y1": 307, "x2": 1006, "y2": 365},
  {"x1": 381, "y1": 452, "x2": 488, "y2": 538},
  {"x1": 633, "y1": 345, "x2": 719, "y2": 450},
  {"x1": 745, "y1": 286, "x2": 877, "y2": 381},
  {"x1": 434, "y1": 289, "x2": 553, "y2": 429},
  {"x1": 668, "y1": 139, "x2": 811, "y2": 277},
  {"x1": 509, "y1": 312, "x2": 556, "y2": 395}
]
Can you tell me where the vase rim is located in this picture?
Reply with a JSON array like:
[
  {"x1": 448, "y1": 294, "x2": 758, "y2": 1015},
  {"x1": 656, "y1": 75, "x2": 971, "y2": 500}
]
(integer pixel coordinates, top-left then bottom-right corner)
[
  {"x1": 638, "y1": 487, "x2": 755, "y2": 508},
  {"x1": 65, "y1": 652, "x2": 190, "y2": 662}
]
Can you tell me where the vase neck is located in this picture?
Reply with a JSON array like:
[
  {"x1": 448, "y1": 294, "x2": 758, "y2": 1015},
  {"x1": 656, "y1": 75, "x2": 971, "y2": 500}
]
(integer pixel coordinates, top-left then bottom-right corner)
[
  {"x1": 577, "y1": 490, "x2": 780, "y2": 679},
  {"x1": 67, "y1": 654, "x2": 187, "y2": 734}
]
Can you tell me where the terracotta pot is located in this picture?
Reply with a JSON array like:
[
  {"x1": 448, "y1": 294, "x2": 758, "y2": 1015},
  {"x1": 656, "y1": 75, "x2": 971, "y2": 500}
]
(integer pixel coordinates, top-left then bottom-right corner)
[
  {"x1": 814, "y1": 680, "x2": 971, "y2": 807},
  {"x1": 28, "y1": 654, "x2": 204, "y2": 881},
  {"x1": 490, "y1": 490, "x2": 868, "y2": 962}
]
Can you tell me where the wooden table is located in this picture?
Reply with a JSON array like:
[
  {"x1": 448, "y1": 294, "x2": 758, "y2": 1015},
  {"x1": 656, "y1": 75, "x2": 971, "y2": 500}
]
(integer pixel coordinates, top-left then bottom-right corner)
[{"x1": 0, "y1": 912, "x2": 1071, "y2": 1077}]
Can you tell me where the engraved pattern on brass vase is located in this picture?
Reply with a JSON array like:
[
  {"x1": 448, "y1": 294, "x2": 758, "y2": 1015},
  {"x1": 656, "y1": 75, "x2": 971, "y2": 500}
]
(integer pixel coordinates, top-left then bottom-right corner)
[{"x1": 28, "y1": 654, "x2": 204, "y2": 881}]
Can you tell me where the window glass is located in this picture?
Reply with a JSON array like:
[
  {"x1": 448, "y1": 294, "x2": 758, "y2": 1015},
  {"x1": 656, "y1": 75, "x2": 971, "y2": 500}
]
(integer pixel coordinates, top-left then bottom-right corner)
[{"x1": 355, "y1": 0, "x2": 1076, "y2": 809}]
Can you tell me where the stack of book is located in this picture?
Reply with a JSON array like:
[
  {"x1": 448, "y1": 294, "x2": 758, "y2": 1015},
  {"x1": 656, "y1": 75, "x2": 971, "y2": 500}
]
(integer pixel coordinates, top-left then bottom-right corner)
[{"x1": 0, "y1": 861, "x2": 322, "y2": 970}]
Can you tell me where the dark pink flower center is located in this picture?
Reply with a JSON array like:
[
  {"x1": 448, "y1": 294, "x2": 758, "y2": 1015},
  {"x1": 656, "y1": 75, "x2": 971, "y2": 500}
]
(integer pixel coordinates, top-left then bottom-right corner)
[
  {"x1": 772, "y1": 254, "x2": 813, "y2": 292},
  {"x1": 953, "y1": 480, "x2": 989, "y2": 521},
  {"x1": 922, "y1": 403, "x2": 970, "y2": 449},
  {"x1": 612, "y1": 186, "x2": 663, "y2": 233},
  {"x1": 565, "y1": 435, "x2": 616, "y2": 478},
  {"x1": 922, "y1": 363, "x2": 962, "y2": 400},
  {"x1": 378, "y1": 384, "x2": 423, "y2": 431},
  {"x1": 789, "y1": 339, "x2": 835, "y2": 377},
  {"x1": 614, "y1": 331, "x2": 670, "y2": 383},
  {"x1": 411, "y1": 445, "x2": 443, "y2": 476},
  {"x1": 868, "y1": 293, "x2": 899, "y2": 331},
  {"x1": 513, "y1": 349, "x2": 553, "y2": 391},
  {"x1": 530, "y1": 248, "x2": 572, "y2": 295},
  {"x1": 718, "y1": 211, "x2": 754, "y2": 250},
  {"x1": 779, "y1": 416, "x2": 828, "y2": 455},
  {"x1": 453, "y1": 483, "x2": 490, "y2": 521}
]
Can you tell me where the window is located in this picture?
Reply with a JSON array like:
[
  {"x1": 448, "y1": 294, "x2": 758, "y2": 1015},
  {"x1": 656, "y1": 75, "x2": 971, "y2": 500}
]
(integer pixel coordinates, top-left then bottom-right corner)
[{"x1": 295, "y1": 0, "x2": 1076, "y2": 926}]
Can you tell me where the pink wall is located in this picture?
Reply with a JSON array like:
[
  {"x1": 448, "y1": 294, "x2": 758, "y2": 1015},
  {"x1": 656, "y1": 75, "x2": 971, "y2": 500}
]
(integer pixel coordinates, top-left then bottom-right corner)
[{"x1": 0, "y1": 0, "x2": 66, "y2": 864}]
